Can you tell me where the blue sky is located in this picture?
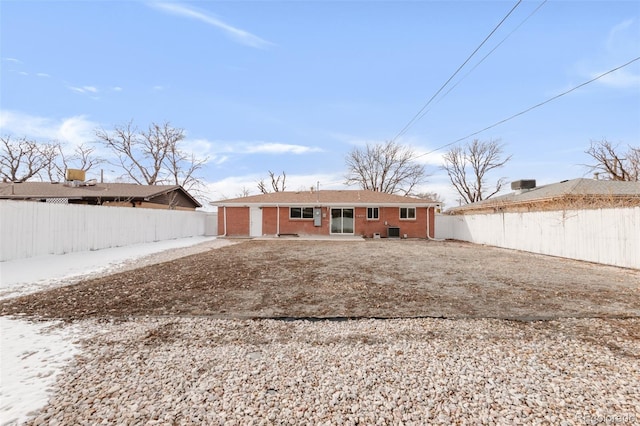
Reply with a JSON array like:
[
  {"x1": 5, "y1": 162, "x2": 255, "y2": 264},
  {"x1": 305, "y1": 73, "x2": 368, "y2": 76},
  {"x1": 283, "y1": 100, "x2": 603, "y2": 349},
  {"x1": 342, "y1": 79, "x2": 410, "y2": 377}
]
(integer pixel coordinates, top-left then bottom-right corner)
[{"x1": 1, "y1": 0, "x2": 639, "y2": 208}]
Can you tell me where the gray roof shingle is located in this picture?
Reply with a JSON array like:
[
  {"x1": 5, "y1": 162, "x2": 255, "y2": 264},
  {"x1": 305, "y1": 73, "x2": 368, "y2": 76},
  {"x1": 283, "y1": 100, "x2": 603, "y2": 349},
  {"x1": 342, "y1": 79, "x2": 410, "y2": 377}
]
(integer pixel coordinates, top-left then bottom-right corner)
[
  {"x1": 450, "y1": 178, "x2": 640, "y2": 212},
  {"x1": 0, "y1": 181, "x2": 202, "y2": 207},
  {"x1": 212, "y1": 190, "x2": 438, "y2": 206}
]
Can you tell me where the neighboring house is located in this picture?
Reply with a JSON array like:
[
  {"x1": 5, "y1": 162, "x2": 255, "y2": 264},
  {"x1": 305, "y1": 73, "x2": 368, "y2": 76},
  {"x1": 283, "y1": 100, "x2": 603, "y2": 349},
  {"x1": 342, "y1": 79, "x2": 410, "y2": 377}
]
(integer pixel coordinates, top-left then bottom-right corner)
[
  {"x1": 448, "y1": 178, "x2": 640, "y2": 215},
  {"x1": 0, "y1": 181, "x2": 202, "y2": 210},
  {"x1": 211, "y1": 189, "x2": 440, "y2": 238}
]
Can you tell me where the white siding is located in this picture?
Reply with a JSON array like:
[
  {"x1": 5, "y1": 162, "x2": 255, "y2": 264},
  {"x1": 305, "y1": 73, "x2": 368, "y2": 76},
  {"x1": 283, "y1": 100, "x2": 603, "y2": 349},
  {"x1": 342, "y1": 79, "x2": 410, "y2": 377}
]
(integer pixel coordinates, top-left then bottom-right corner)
[
  {"x1": 435, "y1": 207, "x2": 640, "y2": 269},
  {"x1": 0, "y1": 201, "x2": 218, "y2": 261}
]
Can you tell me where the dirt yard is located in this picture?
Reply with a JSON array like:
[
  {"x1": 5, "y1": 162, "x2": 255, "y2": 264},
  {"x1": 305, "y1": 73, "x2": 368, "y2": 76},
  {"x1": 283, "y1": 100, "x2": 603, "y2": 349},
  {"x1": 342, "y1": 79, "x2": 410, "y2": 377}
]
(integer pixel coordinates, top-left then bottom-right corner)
[{"x1": 2, "y1": 239, "x2": 639, "y2": 321}]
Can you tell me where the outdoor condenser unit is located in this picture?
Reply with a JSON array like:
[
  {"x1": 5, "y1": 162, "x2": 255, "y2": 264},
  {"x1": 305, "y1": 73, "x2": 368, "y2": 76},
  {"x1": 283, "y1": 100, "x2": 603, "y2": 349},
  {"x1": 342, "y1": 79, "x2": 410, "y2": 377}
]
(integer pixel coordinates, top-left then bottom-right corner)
[
  {"x1": 387, "y1": 227, "x2": 400, "y2": 238},
  {"x1": 511, "y1": 179, "x2": 536, "y2": 190},
  {"x1": 66, "y1": 169, "x2": 86, "y2": 182}
]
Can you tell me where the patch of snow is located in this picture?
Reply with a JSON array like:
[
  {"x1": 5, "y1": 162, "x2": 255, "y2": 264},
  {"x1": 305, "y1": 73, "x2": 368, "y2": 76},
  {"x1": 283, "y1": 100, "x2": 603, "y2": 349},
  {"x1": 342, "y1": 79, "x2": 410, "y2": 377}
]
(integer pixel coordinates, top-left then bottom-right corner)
[
  {"x1": 0, "y1": 318, "x2": 79, "y2": 426},
  {"x1": 0, "y1": 236, "x2": 218, "y2": 300},
  {"x1": 0, "y1": 236, "x2": 220, "y2": 425}
]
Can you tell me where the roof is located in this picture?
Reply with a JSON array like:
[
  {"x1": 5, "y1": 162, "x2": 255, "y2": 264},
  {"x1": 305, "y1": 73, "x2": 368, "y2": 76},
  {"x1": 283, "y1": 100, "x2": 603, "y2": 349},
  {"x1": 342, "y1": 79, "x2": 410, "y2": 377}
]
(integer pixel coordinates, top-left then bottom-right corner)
[
  {"x1": 449, "y1": 178, "x2": 640, "y2": 213},
  {"x1": 212, "y1": 189, "x2": 439, "y2": 207},
  {"x1": 0, "y1": 181, "x2": 202, "y2": 208}
]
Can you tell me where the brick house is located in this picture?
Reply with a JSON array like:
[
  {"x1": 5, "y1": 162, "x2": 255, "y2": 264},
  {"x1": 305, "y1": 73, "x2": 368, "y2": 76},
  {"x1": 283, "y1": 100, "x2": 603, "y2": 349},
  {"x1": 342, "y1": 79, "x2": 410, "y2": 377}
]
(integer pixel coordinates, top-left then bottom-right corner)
[{"x1": 211, "y1": 189, "x2": 440, "y2": 238}]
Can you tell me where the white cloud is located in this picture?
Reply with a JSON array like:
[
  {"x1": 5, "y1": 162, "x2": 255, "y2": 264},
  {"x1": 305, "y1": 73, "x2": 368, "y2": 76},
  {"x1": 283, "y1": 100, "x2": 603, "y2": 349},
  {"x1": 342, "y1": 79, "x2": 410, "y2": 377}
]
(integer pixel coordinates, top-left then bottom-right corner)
[
  {"x1": 152, "y1": 85, "x2": 164, "y2": 91},
  {"x1": 590, "y1": 18, "x2": 640, "y2": 89},
  {"x1": 411, "y1": 149, "x2": 446, "y2": 167},
  {"x1": 179, "y1": 137, "x2": 225, "y2": 165},
  {"x1": 180, "y1": 138, "x2": 321, "y2": 168},
  {"x1": 112, "y1": 86, "x2": 123, "y2": 92},
  {"x1": 205, "y1": 174, "x2": 263, "y2": 200},
  {"x1": 0, "y1": 110, "x2": 97, "y2": 147},
  {"x1": 2, "y1": 57, "x2": 22, "y2": 64},
  {"x1": 57, "y1": 116, "x2": 97, "y2": 146},
  {"x1": 149, "y1": 2, "x2": 273, "y2": 49},
  {"x1": 606, "y1": 19, "x2": 636, "y2": 51},
  {"x1": 183, "y1": 138, "x2": 213, "y2": 156},
  {"x1": 68, "y1": 85, "x2": 99, "y2": 94},
  {"x1": 196, "y1": 139, "x2": 323, "y2": 156},
  {"x1": 211, "y1": 155, "x2": 229, "y2": 166},
  {"x1": 244, "y1": 142, "x2": 322, "y2": 154},
  {"x1": 36, "y1": 73, "x2": 50, "y2": 78},
  {"x1": 594, "y1": 67, "x2": 640, "y2": 89},
  {"x1": 206, "y1": 171, "x2": 347, "y2": 201}
]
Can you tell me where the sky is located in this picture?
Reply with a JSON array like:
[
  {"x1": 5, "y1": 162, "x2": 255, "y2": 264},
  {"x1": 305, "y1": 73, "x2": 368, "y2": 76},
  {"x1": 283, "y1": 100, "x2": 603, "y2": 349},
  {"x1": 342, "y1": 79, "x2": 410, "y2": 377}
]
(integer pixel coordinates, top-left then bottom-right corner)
[{"x1": 1, "y1": 0, "x2": 639, "y2": 209}]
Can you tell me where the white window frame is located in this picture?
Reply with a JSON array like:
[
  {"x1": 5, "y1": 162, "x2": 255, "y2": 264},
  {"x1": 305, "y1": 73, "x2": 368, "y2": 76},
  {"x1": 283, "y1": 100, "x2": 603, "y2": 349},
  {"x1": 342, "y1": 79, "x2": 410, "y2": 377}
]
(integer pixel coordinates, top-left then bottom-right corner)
[
  {"x1": 367, "y1": 207, "x2": 379, "y2": 220},
  {"x1": 399, "y1": 207, "x2": 416, "y2": 220},
  {"x1": 290, "y1": 206, "x2": 314, "y2": 219}
]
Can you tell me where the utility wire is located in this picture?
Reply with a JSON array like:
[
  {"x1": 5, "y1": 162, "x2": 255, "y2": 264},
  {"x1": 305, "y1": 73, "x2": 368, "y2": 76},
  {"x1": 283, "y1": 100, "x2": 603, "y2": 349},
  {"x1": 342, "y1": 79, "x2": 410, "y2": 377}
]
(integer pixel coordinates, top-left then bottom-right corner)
[
  {"x1": 413, "y1": 55, "x2": 640, "y2": 161},
  {"x1": 391, "y1": 0, "x2": 523, "y2": 143},
  {"x1": 422, "y1": 0, "x2": 547, "y2": 119}
]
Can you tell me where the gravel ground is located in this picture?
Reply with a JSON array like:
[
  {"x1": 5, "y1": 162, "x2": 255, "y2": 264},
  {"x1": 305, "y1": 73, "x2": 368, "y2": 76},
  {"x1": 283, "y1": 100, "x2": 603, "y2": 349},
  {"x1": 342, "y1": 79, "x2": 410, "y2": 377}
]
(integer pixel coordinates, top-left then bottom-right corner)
[
  {"x1": 23, "y1": 317, "x2": 640, "y2": 425},
  {"x1": 3, "y1": 239, "x2": 639, "y2": 320},
  {"x1": 5, "y1": 239, "x2": 640, "y2": 424}
]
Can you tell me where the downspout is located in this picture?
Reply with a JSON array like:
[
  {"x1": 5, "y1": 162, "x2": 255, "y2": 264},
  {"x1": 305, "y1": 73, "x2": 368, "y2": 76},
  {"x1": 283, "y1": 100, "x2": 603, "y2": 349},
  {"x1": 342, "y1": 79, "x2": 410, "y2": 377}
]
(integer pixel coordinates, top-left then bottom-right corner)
[
  {"x1": 277, "y1": 205, "x2": 280, "y2": 236},
  {"x1": 223, "y1": 206, "x2": 227, "y2": 236},
  {"x1": 426, "y1": 206, "x2": 430, "y2": 239}
]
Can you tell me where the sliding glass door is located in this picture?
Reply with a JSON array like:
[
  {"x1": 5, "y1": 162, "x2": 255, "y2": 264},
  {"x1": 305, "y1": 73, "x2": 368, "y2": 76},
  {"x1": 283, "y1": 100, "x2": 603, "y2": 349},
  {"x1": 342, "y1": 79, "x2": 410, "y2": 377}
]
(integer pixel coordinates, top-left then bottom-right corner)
[{"x1": 330, "y1": 208, "x2": 354, "y2": 234}]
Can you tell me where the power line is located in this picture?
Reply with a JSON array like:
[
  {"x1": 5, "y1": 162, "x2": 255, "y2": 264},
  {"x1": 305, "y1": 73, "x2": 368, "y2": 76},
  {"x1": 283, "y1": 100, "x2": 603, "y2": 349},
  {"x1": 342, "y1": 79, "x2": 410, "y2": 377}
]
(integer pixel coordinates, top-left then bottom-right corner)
[
  {"x1": 423, "y1": 0, "x2": 547, "y2": 118},
  {"x1": 413, "y1": 56, "x2": 640, "y2": 161},
  {"x1": 391, "y1": 0, "x2": 523, "y2": 143}
]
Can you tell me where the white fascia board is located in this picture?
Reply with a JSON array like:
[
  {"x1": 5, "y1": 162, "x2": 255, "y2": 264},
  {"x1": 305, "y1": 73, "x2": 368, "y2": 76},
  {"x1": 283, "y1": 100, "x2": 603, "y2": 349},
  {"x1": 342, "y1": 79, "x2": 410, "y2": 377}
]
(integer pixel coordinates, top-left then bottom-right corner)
[{"x1": 212, "y1": 202, "x2": 439, "y2": 208}]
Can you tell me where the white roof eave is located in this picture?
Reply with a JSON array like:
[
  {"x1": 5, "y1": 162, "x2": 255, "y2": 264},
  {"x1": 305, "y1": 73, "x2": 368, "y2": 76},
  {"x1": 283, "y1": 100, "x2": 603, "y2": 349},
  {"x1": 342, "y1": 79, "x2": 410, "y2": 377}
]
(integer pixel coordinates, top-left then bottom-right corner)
[{"x1": 211, "y1": 202, "x2": 440, "y2": 208}]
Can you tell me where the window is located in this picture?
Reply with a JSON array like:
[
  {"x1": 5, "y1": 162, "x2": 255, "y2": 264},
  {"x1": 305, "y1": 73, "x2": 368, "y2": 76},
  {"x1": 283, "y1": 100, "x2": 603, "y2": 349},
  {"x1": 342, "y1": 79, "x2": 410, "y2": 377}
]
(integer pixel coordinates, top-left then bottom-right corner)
[
  {"x1": 400, "y1": 207, "x2": 416, "y2": 220},
  {"x1": 290, "y1": 207, "x2": 314, "y2": 219},
  {"x1": 367, "y1": 207, "x2": 379, "y2": 220}
]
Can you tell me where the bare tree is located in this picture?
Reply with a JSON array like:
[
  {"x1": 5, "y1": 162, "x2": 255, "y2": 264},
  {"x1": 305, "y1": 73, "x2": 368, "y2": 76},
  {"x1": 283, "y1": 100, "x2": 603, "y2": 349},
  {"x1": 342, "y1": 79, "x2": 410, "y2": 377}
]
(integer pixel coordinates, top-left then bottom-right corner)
[
  {"x1": 46, "y1": 143, "x2": 103, "y2": 182},
  {"x1": 0, "y1": 135, "x2": 59, "y2": 182},
  {"x1": 414, "y1": 191, "x2": 442, "y2": 202},
  {"x1": 96, "y1": 121, "x2": 172, "y2": 185},
  {"x1": 96, "y1": 120, "x2": 208, "y2": 189},
  {"x1": 413, "y1": 191, "x2": 445, "y2": 209},
  {"x1": 236, "y1": 186, "x2": 252, "y2": 198},
  {"x1": 442, "y1": 139, "x2": 511, "y2": 204},
  {"x1": 585, "y1": 139, "x2": 639, "y2": 181},
  {"x1": 345, "y1": 140, "x2": 426, "y2": 195},
  {"x1": 258, "y1": 170, "x2": 286, "y2": 194},
  {"x1": 163, "y1": 141, "x2": 209, "y2": 192}
]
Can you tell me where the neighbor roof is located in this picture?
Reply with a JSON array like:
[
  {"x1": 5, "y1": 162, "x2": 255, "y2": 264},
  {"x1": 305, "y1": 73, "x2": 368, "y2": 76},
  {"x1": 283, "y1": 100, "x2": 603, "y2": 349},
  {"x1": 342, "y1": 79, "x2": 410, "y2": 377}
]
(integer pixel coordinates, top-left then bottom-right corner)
[
  {"x1": 449, "y1": 178, "x2": 640, "y2": 213},
  {"x1": 212, "y1": 190, "x2": 439, "y2": 207},
  {"x1": 0, "y1": 181, "x2": 202, "y2": 207}
]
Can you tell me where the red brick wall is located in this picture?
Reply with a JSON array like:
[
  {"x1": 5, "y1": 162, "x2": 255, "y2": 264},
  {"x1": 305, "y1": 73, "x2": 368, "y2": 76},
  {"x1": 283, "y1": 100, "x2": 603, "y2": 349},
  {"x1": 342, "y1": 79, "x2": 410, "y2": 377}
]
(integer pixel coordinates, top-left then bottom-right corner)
[
  {"x1": 220, "y1": 205, "x2": 435, "y2": 238},
  {"x1": 355, "y1": 206, "x2": 432, "y2": 238},
  {"x1": 262, "y1": 207, "x2": 278, "y2": 235},
  {"x1": 218, "y1": 206, "x2": 250, "y2": 236},
  {"x1": 276, "y1": 207, "x2": 327, "y2": 235}
]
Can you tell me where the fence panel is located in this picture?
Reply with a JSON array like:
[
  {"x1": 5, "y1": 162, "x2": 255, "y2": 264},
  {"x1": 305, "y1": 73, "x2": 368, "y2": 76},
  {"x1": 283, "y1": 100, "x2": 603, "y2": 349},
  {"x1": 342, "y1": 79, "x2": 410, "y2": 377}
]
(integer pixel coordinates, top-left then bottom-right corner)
[
  {"x1": 435, "y1": 207, "x2": 640, "y2": 269},
  {"x1": 0, "y1": 201, "x2": 217, "y2": 261}
]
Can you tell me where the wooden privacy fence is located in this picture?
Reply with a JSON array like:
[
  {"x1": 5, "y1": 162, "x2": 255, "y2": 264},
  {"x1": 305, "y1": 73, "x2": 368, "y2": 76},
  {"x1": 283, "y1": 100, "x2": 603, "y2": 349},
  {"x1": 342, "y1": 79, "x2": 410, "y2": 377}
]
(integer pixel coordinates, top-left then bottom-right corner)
[
  {"x1": 435, "y1": 207, "x2": 640, "y2": 269},
  {"x1": 0, "y1": 201, "x2": 217, "y2": 262}
]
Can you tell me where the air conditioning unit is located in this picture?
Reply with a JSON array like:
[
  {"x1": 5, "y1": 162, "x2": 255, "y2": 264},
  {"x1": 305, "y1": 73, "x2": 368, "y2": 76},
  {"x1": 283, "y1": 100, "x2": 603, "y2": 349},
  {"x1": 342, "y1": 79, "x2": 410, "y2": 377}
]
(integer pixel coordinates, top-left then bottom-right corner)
[
  {"x1": 387, "y1": 227, "x2": 400, "y2": 238},
  {"x1": 511, "y1": 179, "x2": 536, "y2": 190},
  {"x1": 66, "y1": 169, "x2": 86, "y2": 182}
]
